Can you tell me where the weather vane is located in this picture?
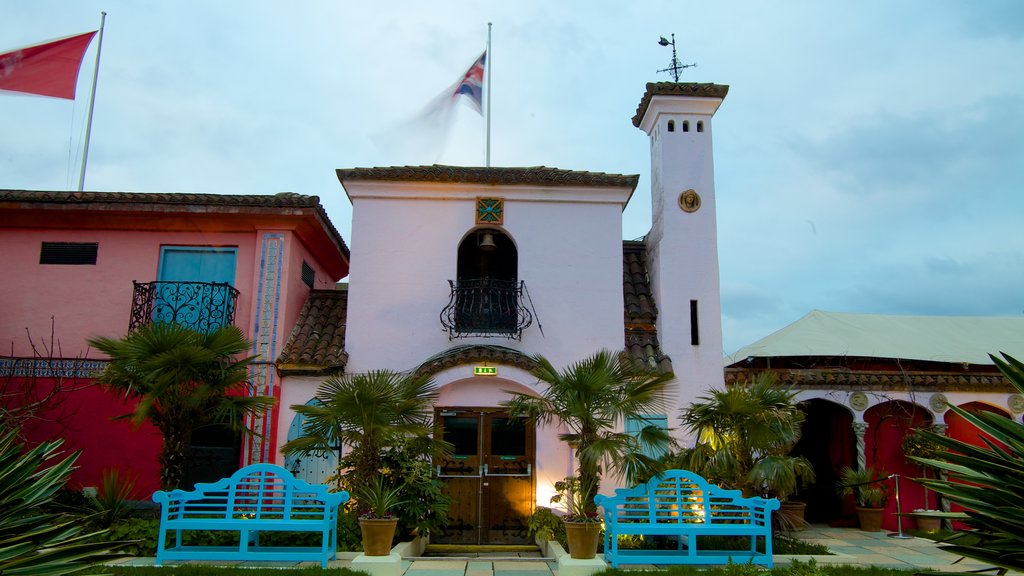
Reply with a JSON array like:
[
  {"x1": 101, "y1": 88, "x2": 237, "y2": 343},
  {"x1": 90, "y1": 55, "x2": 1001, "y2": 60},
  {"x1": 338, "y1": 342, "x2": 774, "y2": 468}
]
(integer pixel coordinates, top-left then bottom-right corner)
[{"x1": 657, "y1": 34, "x2": 696, "y2": 82}]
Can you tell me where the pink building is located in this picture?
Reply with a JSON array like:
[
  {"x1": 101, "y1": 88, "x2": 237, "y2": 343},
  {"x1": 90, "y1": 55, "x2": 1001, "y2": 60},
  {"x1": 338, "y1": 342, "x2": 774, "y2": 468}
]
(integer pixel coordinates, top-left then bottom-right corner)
[{"x1": 0, "y1": 190, "x2": 349, "y2": 495}]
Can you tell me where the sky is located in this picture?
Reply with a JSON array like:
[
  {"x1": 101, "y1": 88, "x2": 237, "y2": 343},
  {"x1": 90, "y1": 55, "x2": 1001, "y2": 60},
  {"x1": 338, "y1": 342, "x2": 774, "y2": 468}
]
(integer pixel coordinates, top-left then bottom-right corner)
[{"x1": 2, "y1": 1, "x2": 1023, "y2": 356}]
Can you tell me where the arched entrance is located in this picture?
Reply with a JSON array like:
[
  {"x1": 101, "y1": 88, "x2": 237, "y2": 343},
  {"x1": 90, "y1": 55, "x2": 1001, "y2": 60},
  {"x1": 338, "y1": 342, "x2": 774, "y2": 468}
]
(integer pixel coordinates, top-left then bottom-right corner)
[
  {"x1": 791, "y1": 399, "x2": 854, "y2": 523},
  {"x1": 945, "y1": 402, "x2": 1011, "y2": 529},
  {"x1": 865, "y1": 400, "x2": 933, "y2": 530}
]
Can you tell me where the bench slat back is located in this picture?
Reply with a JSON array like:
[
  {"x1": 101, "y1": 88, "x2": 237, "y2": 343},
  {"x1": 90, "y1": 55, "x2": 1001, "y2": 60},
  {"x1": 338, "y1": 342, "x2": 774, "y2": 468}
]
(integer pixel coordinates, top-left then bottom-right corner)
[
  {"x1": 154, "y1": 463, "x2": 345, "y2": 522},
  {"x1": 597, "y1": 469, "x2": 777, "y2": 527}
]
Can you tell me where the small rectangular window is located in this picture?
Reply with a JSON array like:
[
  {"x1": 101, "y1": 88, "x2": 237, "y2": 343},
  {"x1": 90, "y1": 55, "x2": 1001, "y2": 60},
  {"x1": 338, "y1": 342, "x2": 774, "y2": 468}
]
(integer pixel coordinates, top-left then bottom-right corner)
[
  {"x1": 690, "y1": 299, "x2": 700, "y2": 346},
  {"x1": 301, "y1": 260, "x2": 315, "y2": 289},
  {"x1": 40, "y1": 242, "x2": 98, "y2": 265}
]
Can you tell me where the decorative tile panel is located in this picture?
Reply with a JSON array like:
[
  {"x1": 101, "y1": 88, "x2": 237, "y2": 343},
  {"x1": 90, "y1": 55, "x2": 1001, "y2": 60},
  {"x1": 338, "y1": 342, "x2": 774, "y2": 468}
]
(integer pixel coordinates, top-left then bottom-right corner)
[
  {"x1": 244, "y1": 233, "x2": 285, "y2": 466},
  {"x1": 476, "y1": 198, "x2": 503, "y2": 225}
]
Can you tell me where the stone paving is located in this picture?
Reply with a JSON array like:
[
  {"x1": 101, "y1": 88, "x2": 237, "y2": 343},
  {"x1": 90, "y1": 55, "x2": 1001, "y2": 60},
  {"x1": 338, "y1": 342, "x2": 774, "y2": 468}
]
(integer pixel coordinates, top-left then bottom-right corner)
[{"x1": 107, "y1": 525, "x2": 1018, "y2": 574}]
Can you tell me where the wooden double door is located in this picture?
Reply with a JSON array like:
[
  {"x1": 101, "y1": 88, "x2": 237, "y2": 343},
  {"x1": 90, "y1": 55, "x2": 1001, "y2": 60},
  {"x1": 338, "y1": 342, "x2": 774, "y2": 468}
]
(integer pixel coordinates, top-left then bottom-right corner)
[{"x1": 433, "y1": 409, "x2": 535, "y2": 545}]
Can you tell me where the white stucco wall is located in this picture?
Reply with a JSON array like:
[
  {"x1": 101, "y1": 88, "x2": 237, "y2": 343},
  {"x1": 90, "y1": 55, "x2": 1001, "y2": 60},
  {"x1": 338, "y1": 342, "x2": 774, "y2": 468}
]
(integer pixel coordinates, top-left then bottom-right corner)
[
  {"x1": 343, "y1": 182, "x2": 632, "y2": 372},
  {"x1": 639, "y1": 96, "x2": 728, "y2": 444}
]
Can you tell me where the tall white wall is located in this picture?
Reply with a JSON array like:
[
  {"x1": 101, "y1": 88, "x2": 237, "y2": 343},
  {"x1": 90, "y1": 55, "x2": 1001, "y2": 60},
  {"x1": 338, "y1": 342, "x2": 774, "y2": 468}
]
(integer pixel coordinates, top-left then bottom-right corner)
[
  {"x1": 344, "y1": 182, "x2": 632, "y2": 372},
  {"x1": 638, "y1": 95, "x2": 727, "y2": 443}
]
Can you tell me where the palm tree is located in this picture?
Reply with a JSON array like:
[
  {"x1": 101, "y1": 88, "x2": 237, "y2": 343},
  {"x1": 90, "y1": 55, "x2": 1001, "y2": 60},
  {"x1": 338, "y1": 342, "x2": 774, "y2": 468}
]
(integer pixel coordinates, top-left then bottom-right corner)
[
  {"x1": 280, "y1": 369, "x2": 443, "y2": 494},
  {"x1": 88, "y1": 323, "x2": 274, "y2": 490},
  {"x1": 678, "y1": 373, "x2": 814, "y2": 500},
  {"x1": 502, "y1": 350, "x2": 674, "y2": 514}
]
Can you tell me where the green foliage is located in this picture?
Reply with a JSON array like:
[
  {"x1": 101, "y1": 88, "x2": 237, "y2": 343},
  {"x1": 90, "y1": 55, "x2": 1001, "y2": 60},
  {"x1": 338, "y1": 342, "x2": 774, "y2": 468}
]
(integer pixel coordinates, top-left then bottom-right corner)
[
  {"x1": 86, "y1": 468, "x2": 137, "y2": 528},
  {"x1": 0, "y1": 428, "x2": 127, "y2": 576},
  {"x1": 80, "y1": 566, "x2": 371, "y2": 576},
  {"x1": 551, "y1": 476, "x2": 600, "y2": 522},
  {"x1": 678, "y1": 373, "x2": 815, "y2": 500},
  {"x1": 97, "y1": 518, "x2": 160, "y2": 555},
  {"x1": 354, "y1": 475, "x2": 406, "y2": 519},
  {"x1": 503, "y1": 350, "x2": 674, "y2": 513},
  {"x1": 908, "y1": 351, "x2": 1024, "y2": 574},
  {"x1": 836, "y1": 466, "x2": 889, "y2": 508},
  {"x1": 282, "y1": 370, "x2": 445, "y2": 490},
  {"x1": 88, "y1": 323, "x2": 274, "y2": 490},
  {"x1": 526, "y1": 506, "x2": 565, "y2": 544}
]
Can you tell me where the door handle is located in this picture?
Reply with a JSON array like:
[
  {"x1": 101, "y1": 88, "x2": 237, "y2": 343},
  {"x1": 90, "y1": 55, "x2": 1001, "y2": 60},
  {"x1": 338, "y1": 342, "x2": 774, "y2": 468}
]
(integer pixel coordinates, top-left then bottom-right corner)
[
  {"x1": 436, "y1": 465, "x2": 483, "y2": 478},
  {"x1": 482, "y1": 463, "x2": 532, "y2": 477}
]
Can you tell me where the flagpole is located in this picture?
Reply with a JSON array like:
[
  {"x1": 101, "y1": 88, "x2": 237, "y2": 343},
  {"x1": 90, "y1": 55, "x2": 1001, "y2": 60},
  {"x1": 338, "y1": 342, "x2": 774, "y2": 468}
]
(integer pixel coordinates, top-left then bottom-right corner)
[
  {"x1": 485, "y1": 22, "x2": 492, "y2": 168},
  {"x1": 77, "y1": 11, "x2": 106, "y2": 192}
]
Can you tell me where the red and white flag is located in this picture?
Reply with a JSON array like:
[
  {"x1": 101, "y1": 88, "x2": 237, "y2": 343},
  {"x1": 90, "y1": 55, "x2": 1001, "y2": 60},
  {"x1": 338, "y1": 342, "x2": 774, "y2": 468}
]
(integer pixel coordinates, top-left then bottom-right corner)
[{"x1": 0, "y1": 31, "x2": 97, "y2": 99}]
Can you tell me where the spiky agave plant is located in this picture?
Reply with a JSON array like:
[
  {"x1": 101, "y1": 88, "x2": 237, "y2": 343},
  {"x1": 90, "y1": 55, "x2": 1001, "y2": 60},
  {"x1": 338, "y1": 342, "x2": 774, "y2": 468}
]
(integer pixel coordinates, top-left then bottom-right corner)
[
  {"x1": 0, "y1": 428, "x2": 126, "y2": 575},
  {"x1": 910, "y1": 352, "x2": 1024, "y2": 574}
]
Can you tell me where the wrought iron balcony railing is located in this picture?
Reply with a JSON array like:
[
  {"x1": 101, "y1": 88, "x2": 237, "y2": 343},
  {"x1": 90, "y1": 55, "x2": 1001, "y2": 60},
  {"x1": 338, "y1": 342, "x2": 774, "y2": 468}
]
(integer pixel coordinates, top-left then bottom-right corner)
[
  {"x1": 129, "y1": 281, "x2": 240, "y2": 333},
  {"x1": 440, "y1": 278, "x2": 533, "y2": 340}
]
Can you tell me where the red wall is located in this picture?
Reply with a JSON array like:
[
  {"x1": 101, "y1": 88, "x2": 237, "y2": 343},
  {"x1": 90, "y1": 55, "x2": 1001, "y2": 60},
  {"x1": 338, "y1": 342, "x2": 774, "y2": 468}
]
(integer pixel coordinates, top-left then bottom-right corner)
[{"x1": 865, "y1": 401, "x2": 934, "y2": 531}]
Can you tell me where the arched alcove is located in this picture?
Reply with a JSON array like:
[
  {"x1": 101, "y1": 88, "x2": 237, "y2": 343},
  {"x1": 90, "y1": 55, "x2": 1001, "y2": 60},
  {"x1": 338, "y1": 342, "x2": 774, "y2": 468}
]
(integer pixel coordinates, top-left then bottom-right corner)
[{"x1": 791, "y1": 398, "x2": 854, "y2": 523}]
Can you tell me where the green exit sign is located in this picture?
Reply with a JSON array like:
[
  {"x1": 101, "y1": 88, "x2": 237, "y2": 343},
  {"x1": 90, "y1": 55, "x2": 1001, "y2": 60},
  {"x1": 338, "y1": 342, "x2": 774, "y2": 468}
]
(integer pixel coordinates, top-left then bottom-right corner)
[{"x1": 474, "y1": 366, "x2": 498, "y2": 376}]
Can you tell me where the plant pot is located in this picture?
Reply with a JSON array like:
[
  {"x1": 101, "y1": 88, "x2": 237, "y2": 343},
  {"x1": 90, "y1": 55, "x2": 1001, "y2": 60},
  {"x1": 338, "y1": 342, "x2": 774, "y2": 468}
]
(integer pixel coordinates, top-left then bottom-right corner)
[
  {"x1": 359, "y1": 518, "x2": 398, "y2": 556},
  {"x1": 856, "y1": 506, "x2": 884, "y2": 532},
  {"x1": 912, "y1": 513, "x2": 941, "y2": 532},
  {"x1": 563, "y1": 520, "x2": 601, "y2": 559},
  {"x1": 778, "y1": 501, "x2": 807, "y2": 530}
]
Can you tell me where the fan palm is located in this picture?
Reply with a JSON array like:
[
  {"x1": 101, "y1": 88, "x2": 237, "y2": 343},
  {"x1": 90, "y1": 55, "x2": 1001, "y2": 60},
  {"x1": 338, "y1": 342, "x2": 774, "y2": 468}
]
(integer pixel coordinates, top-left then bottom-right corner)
[
  {"x1": 280, "y1": 370, "x2": 444, "y2": 495},
  {"x1": 679, "y1": 373, "x2": 814, "y2": 499},
  {"x1": 910, "y1": 352, "x2": 1024, "y2": 574},
  {"x1": 502, "y1": 350, "x2": 673, "y2": 514},
  {"x1": 88, "y1": 323, "x2": 274, "y2": 490}
]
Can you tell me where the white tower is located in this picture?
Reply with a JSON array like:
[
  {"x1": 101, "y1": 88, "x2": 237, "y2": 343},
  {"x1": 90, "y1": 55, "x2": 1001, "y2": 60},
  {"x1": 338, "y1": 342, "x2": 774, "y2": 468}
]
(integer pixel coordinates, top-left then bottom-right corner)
[{"x1": 634, "y1": 82, "x2": 728, "y2": 440}]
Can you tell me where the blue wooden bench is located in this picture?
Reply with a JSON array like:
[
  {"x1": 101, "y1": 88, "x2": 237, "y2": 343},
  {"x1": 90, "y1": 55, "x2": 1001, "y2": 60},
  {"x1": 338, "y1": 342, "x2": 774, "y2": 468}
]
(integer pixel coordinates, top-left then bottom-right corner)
[
  {"x1": 594, "y1": 469, "x2": 779, "y2": 567},
  {"x1": 152, "y1": 463, "x2": 349, "y2": 568}
]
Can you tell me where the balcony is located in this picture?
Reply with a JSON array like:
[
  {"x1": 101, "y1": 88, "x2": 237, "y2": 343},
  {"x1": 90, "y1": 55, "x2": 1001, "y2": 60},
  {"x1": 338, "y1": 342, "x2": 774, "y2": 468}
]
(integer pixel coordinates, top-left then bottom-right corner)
[
  {"x1": 440, "y1": 278, "x2": 533, "y2": 340},
  {"x1": 129, "y1": 281, "x2": 240, "y2": 333}
]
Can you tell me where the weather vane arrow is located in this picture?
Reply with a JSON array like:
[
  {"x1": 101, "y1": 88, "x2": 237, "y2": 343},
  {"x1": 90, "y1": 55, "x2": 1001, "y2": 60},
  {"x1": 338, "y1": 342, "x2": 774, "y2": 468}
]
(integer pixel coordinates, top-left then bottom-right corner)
[{"x1": 657, "y1": 33, "x2": 696, "y2": 82}]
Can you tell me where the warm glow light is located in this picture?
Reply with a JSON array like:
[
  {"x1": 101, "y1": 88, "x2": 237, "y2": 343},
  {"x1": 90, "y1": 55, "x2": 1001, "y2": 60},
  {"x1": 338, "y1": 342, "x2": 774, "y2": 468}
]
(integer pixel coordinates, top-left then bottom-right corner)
[{"x1": 474, "y1": 366, "x2": 498, "y2": 376}]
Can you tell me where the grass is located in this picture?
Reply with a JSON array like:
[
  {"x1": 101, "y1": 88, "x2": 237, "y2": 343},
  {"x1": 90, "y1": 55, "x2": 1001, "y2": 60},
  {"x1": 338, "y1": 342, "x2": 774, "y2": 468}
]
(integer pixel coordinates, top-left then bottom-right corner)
[{"x1": 84, "y1": 560, "x2": 923, "y2": 576}]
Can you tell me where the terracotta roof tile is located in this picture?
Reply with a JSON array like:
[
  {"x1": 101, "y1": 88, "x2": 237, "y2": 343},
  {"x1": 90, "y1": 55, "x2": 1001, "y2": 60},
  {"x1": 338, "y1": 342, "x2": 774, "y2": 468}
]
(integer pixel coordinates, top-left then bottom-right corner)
[
  {"x1": 277, "y1": 289, "x2": 348, "y2": 375},
  {"x1": 336, "y1": 165, "x2": 639, "y2": 189},
  {"x1": 0, "y1": 189, "x2": 350, "y2": 258},
  {"x1": 632, "y1": 82, "x2": 730, "y2": 127},
  {"x1": 724, "y1": 367, "x2": 1013, "y2": 392},
  {"x1": 415, "y1": 345, "x2": 539, "y2": 377},
  {"x1": 622, "y1": 240, "x2": 671, "y2": 373}
]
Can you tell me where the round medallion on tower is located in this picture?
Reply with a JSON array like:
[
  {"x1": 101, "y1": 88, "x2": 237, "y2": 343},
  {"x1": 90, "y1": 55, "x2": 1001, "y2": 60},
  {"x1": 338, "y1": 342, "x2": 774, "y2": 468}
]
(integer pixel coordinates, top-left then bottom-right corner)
[{"x1": 678, "y1": 189, "x2": 701, "y2": 213}]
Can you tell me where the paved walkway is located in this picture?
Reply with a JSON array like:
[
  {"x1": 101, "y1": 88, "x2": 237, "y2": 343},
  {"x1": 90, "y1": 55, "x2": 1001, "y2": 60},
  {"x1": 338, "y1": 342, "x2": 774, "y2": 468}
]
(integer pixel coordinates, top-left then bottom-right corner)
[{"x1": 109, "y1": 525, "x2": 1015, "y2": 574}]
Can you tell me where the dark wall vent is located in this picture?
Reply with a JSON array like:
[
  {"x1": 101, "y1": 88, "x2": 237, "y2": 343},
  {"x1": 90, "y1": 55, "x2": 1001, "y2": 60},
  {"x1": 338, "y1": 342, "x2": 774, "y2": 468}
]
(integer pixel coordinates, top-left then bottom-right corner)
[{"x1": 40, "y1": 242, "x2": 98, "y2": 265}]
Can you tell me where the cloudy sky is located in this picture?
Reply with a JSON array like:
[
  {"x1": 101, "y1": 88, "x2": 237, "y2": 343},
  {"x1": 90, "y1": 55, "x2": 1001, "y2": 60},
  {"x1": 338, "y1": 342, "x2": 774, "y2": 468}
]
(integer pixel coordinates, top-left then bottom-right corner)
[{"x1": 2, "y1": 1, "x2": 1022, "y2": 355}]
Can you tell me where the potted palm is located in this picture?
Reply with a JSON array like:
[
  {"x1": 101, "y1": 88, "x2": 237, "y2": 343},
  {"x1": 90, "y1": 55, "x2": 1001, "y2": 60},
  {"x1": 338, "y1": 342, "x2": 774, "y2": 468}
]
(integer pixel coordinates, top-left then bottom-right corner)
[
  {"x1": 551, "y1": 476, "x2": 601, "y2": 559},
  {"x1": 503, "y1": 350, "x2": 674, "y2": 559},
  {"x1": 837, "y1": 465, "x2": 889, "y2": 532},
  {"x1": 678, "y1": 374, "x2": 815, "y2": 528},
  {"x1": 282, "y1": 369, "x2": 448, "y2": 555},
  {"x1": 356, "y1": 477, "x2": 406, "y2": 556}
]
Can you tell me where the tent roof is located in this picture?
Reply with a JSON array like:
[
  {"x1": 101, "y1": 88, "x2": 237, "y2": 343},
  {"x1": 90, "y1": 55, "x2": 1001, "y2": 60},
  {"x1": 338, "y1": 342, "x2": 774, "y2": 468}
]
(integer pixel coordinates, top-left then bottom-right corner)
[{"x1": 726, "y1": 310, "x2": 1024, "y2": 366}]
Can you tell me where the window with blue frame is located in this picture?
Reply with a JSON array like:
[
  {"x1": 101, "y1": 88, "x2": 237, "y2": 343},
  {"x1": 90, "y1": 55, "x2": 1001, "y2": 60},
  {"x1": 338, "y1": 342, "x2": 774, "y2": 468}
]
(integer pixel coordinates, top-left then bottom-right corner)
[
  {"x1": 626, "y1": 414, "x2": 669, "y2": 459},
  {"x1": 153, "y1": 246, "x2": 238, "y2": 331}
]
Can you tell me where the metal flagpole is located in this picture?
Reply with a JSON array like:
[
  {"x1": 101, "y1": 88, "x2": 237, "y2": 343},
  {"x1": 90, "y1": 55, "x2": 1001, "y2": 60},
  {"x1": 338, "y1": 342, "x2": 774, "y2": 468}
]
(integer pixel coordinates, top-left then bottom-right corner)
[
  {"x1": 77, "y1": 11, "x2": 106, "y2": 192},
  {"x1": 486, "y1": 22, "x2": 492, "y2": 167}
]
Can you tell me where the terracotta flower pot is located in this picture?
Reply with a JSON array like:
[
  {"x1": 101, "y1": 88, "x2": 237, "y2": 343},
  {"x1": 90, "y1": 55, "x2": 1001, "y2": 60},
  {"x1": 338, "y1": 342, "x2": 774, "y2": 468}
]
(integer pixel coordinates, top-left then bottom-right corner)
[
  {"x1": 359, "y1": 517, "x2": 398, "y2": 556},
  {"x1": 563, "y1": 520, "x2": 601, "y2": 559},
  {"x1": 856, "y1": 506, "x2": 884, "y2": 532},
  {"x1": 913, "y1": 513, "x2": 942, "y2": 532},
  {"x1": 778, "y1": 501, "x2": 807, "y2": 530}
]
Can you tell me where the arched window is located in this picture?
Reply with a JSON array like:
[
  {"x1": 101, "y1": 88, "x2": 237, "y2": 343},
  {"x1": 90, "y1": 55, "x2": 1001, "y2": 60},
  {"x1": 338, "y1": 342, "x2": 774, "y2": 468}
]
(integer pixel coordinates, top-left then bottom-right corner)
[
  {"x1": 697, "y1": 121, "x2": 704, "y2": 132},
  {"x1": 682, "y1": 120, "x2": 690, "y2": 132},
  {"x1": 667, "y1": 120, "x2": 675, "y2": 132},
  {"x1": 447, "y1": 229, "x2": 521, "y2": 336}
]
